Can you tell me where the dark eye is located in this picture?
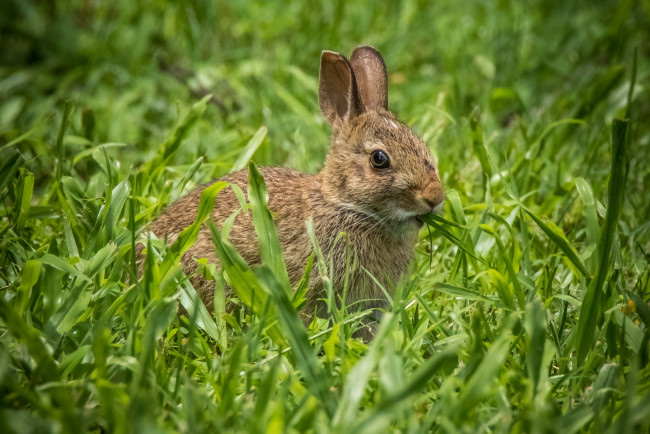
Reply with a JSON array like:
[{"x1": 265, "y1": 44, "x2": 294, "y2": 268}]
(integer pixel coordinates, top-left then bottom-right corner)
[{"x1": 370, "y1": 150, "x2": 390, "y2": 169}]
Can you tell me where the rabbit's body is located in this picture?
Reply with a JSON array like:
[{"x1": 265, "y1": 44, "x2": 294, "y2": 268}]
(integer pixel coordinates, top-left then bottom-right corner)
[
  {"x1": 152, "y1": 163, "x2": 417, "y2": 319},
  {"x1": 147, "y1": 47, "x2": 445, "y2": 334}
]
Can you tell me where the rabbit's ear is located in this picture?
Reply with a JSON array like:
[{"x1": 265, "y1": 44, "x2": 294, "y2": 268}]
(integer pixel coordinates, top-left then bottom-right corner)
[
  {"x1": 319, "y1": 51, "x2": 361, "y2": 125},
  {"x1": 349, "y1": 46, "x2": 388, "y2": 111}
]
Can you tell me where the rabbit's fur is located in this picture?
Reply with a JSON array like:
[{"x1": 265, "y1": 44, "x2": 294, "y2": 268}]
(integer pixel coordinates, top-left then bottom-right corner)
[{"x1": 148, "y1": 46, "x2": 445, "y2": 335}]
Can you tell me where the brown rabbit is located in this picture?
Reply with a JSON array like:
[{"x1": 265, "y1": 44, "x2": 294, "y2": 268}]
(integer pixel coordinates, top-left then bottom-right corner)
[{"x1": 148, "y1": 46, "x2": 445, "y2": 336}]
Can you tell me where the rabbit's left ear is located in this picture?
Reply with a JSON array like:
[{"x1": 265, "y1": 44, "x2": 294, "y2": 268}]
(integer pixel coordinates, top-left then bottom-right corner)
[
  {"x1": 319, "y1": 51, "x2": 361, "y2": 126},
  {"x1": 349, "y1": 46, "x2": 388, "y2": 111}
]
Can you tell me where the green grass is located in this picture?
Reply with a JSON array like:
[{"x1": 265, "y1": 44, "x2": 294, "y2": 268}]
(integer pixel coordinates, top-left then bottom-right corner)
[{"x1": 1, "y1": 0, "x2": 650, "y2": 432}]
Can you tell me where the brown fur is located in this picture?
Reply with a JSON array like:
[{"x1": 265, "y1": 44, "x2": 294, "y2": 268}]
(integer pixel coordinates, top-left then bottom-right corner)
[{"x1": 146, "y1": 46, "x2": 445, "y2": 335}]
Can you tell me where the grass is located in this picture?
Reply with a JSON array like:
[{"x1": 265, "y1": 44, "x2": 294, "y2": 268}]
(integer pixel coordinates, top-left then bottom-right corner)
[{"x1": 1, "y1": 0, "x2": 650, "y2": 432}]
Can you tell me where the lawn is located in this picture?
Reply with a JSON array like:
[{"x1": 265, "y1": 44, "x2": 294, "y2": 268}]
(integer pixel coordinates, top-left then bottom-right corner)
[{"x1": 1, "y1": 0, "x2": 649, "y2": 432}]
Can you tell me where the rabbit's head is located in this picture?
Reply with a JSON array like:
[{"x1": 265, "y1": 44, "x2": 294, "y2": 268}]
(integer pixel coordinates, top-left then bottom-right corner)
[{"x1": 319, "y1": 46, "x2": 445, "y2": 232}]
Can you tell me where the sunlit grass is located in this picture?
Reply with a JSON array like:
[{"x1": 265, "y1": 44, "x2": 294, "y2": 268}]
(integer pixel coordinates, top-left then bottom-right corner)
[{"x1": 1, "y1": 0, "x2": 649, "y2": 432}]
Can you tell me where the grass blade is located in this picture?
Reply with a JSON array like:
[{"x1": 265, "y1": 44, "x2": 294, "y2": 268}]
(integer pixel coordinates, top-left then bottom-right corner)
[
  {"x1": 479, "y1": 223, "x2": 525, "y2": 309},
  {"x1": 574, "y1": 177, "x2": 600, "y2": 249},
  {"x1": 421, "y1": 213, "x2": 485, "y2": 264},
  {"x1": 158, "y1": 181, "x2": 228, "y2": 278},
  {"x1": 13, "y1": 168, "x2": 34, "y2": 231},
  {"x1": 0, "y1": 298, "x2": 60, "y2": 383},
  {"x1": 576, "y1": 119, "x2": 628, "y2": 363},
  {"x1": 0, "y1": 150, "x2": 22, "y2": 195},
  {"x1": 455, "y1": 323, "x2": 512, "y2": 418},
  {"x1": 15, "y1": 259, "x2": 41, "y2": 315},
  {"x1": 177, "y1": 270, "x2": 222, "y2": 346},
  {"x1": 248, "y1": 162, "x2": 291, "y2": 291},
  {"x1": 332, "y1": 313, "x2": 398, "y2": 428},
  {"x1": 255, "y1": 265, "x2": 333, "y2": 416},
  {"x1": 207, "y1": 219, "x2": 287, "y2": 346},
  {"x1": 231, "y1": 126, "x2": 268, "y2": 172},
  {"x1": 353, "y1": 346, "x2": 458, "y2": 431},
  {"x1": 142, "y1": 94, "x2": 212, "y2": 185},
  {"x1": 524, "y1": 208, "x2": 591, "y2": 279},
  {"x1": 55, "y1": 100, "x2": 73, "y2": 180},
  {"x1": 434, "y1": 282, "x2": 507, "y2": 309},
  {"x1": 524, "y1": 300, "x2": 547, "y2": 396}
]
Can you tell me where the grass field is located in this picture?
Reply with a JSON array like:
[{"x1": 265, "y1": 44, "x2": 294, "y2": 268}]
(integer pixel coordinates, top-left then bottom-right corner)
[{"x1": 1, "y1": 0, "x2": 650, "y2": 432}]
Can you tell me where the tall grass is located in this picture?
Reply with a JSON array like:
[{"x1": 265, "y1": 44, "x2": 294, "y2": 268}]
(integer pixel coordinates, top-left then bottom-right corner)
[{"x1": 1, "y1": 0, "x2": 649, "y2": 432}]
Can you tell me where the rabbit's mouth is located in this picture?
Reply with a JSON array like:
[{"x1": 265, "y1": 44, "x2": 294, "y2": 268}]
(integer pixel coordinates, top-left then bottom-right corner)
[{"x1": 413, "y1": 216, "x2": 425, "y2": 228}]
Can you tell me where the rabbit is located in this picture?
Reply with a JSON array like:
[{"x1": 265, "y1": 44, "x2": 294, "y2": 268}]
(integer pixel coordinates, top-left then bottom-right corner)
[{"x1": 147, "y1": 46, "x2": 445, "y2": 339}]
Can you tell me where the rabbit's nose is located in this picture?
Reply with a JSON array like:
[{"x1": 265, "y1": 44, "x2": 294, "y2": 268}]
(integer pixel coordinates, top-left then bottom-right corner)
[
  {"x1": 423, "y1": 197, "x2": 437, "y2": 209},
  {"x1": 423, "y1": 193, "x2": 445, "y2": 212},
  {"x1": 421, "y1": 184, "x2": 445, "y2": 213}
]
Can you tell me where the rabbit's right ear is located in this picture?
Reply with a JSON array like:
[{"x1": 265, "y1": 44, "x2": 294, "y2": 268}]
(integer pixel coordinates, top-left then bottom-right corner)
[
  {"x1": 349, "y1": 46, "x2": 388, "y2": 111},
  {"x1": 319, "y1": 51, "x2": 361, "y2": 125}
]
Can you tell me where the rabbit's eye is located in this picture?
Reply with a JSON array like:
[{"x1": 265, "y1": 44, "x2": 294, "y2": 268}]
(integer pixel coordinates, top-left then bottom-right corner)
[{"x1": 370, "y1": 150, "x2": 390, "y2": 169}]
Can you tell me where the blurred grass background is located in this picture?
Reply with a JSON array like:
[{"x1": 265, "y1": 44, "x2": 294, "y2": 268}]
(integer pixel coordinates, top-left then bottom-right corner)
[{"x1": 1, "y1": 0, "x2": 650, "y2": 432}]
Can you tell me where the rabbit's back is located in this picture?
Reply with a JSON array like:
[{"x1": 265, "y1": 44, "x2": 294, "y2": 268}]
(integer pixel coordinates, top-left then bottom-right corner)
[{"x1": 150, "y1": 168, "x2": 314, "y2": 309}]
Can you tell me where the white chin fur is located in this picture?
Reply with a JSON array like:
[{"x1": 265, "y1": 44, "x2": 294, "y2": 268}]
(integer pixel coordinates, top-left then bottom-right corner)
[
  {"x1": 392, "y1": 208, "x2": 418, "y2": 221},
  {"x1": 338, "y1": 202, "x2": 420, "y2": 230}
]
